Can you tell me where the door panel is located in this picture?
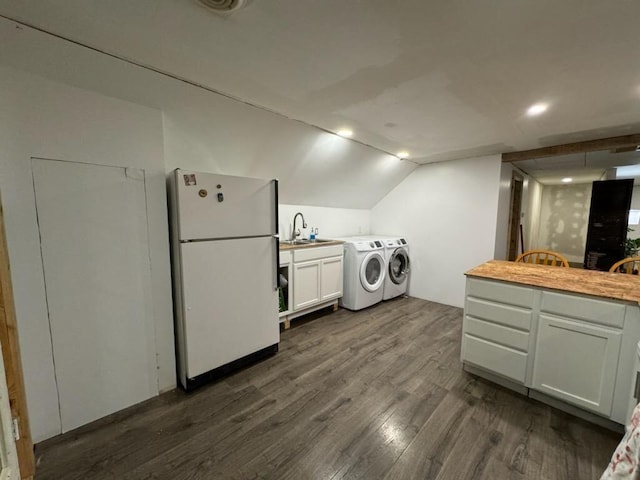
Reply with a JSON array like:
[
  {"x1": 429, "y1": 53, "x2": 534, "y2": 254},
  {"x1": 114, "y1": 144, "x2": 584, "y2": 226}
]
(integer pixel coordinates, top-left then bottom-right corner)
[
  {"x1": 532, "y1": 314, "x2": 621, "y2": 416},
  {"x1": 32, "y1": 159, "x2": 157, "y2": 432},
  {"x1": 175, "y1": 170, "x2": 276, "y2": 241},
  {"x1": 321, "y1": 256, "x2": 343, "y2": 301},
  {"x1": 584, "y1": 179, "x2": 634, "y2": 270},
  {"x1": 180, "y1": 237, "x2": 279, "y2": 378},
  {"x1": 293, "y1": 260, "x2": 321, "y2": 310}
]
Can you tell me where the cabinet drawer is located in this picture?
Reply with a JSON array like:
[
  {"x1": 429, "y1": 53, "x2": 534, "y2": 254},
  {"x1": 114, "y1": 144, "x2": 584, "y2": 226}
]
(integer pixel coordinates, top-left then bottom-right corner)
[
  {"x1": 279, "y1": 249, "x2": 291, "y2": 265},
  {"x1": 463, "y1": 334, "x2": 528, "y2": 383},
  {"x1": 541, "y1": 291, "x2": 625, "y2": 328},
  {"x1": 293, "y1": 245, "x2": 343, "y2": 262},
  {"x1": 466, "y1": 278, "x2": 534, "y2": 308},
  {"x1": 465, "y1": 297, "x2": 532, "y2": 331},
  {"x1": 464, "y1": 316, "x2": 529, "y2": 351}
]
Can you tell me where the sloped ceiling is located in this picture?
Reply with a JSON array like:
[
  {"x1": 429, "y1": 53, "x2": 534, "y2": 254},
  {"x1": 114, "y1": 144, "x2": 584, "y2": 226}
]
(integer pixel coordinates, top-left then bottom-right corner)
[{"x1": 1, "y1": 0, "x2": 640, "y2": 165}]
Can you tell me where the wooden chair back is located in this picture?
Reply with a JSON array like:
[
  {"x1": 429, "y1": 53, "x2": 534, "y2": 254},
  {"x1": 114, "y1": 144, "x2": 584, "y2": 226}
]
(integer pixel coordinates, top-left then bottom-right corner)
[
  {"x1": 609, "y1": 257, "x2": 640, "y2": 275},
  {"x1": 514, "y1": 249, "x2": 570, "y2": 267}
]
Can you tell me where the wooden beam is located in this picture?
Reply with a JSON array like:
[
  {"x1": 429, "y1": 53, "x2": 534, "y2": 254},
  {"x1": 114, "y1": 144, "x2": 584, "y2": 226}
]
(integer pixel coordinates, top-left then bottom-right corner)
[
  {"x1": 502, "y1": 133, "x2": 640, "y2": 162},
  {"x1": 0, "y1": 197, "x2": 35, "y2": 478}
]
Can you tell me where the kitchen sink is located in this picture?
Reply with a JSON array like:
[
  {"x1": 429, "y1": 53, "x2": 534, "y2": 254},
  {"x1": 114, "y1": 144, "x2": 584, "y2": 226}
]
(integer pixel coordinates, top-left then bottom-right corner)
[{"x1": 280, "y1": 238, "x2": 334, "y2": 245}]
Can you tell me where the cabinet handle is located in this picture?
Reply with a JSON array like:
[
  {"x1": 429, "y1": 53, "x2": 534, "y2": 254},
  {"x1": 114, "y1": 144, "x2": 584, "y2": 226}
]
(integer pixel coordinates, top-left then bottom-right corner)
[{"x1": 634, "y1": 372, "x2": 640, "y2": 400}]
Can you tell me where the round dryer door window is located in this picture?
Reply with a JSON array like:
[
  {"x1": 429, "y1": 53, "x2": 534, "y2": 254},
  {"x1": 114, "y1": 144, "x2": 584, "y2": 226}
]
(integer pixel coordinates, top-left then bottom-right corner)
[
  {"x1": 360, "y1": 252, "x2": 385, "y2": 292},
  {"x1": 389, "y1": 247, "x2": 410, "y2": 285}
]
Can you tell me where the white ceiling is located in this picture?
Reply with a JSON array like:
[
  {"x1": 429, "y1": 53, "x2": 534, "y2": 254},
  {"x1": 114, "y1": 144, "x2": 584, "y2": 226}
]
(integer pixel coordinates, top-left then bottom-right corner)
[{"x1": 1, "y1": 0, "x2": 640, "y2": 164}]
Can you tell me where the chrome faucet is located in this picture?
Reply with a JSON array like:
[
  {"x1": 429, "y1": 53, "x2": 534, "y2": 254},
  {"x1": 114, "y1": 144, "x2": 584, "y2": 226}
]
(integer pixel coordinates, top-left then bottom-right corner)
[{"x1": 291, "y1": 212, "x2": 307, "y2": 241}]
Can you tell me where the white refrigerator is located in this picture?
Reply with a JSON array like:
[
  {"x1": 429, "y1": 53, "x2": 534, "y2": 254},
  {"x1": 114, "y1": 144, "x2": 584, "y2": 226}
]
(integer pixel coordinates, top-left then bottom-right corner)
[{"x1": 169, "y1": 169, "x2": 280, "y2": 390}]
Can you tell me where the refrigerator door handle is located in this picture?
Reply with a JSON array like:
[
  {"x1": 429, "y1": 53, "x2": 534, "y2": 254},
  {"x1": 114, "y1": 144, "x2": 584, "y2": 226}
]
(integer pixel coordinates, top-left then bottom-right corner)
[
  {"x1": 273, "y1": 178, "x2": 280, "y2": 291},
  {"x1": 272, "y1": 179, "x2": 279, "y2": 235},
  {"x1": 273, "y1": 234, "x2": 280, "y2": 291}
]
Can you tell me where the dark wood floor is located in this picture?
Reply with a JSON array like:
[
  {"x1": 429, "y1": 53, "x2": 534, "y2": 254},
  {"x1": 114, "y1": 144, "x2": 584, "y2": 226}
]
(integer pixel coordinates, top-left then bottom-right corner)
[{"x1": 34, "y1": 297, "x2": 621, "y2": 479}]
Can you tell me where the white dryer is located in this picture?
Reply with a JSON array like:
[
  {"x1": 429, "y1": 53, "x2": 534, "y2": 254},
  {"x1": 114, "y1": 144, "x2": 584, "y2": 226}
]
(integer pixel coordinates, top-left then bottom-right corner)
[
  {"x1": 380, "y1": 237, "x2": 410, "y2": 300},
  {"x1": 339, "y1": 238, "x2": 386, "y2": 311}
]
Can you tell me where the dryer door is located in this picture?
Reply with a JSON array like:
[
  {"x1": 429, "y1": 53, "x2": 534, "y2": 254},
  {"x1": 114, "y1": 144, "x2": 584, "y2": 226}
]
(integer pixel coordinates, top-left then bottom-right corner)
[
  {"x1": 389, "y1": 247, "x2": 410, "y2": 285},
  {"x1": 360, "y1": 251, "x2": 385, "y2": 292}
]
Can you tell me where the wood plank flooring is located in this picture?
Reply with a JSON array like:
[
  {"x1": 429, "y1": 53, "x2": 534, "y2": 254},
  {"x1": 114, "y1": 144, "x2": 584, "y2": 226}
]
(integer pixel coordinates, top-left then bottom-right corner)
[{"x1": 34, "y1": 297, "x2": 621, "y2": 479}]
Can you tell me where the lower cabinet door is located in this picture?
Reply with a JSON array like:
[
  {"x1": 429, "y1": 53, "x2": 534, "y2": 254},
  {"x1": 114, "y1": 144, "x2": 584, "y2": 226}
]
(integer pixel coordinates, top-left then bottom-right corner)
[
  {"x1": 532, "y1": 314, "x2": 622, "y2": 416},
  {"x1": 293, "y1": 260, "x2": 321, "y2": 310},
  {"x1": 320, "y1": 256, "x2": 343, "y2": 301}
]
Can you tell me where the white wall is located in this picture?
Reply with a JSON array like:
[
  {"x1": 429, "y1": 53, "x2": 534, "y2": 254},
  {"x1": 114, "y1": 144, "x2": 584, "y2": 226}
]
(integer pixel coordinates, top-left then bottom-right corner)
[
  {"x1": 0, "y1": 66, "x2": 175, "y2": 442},
  {"x1": 0, "y1": 17, "x2": 417, "y2": 210},
  {"x1": 371, "y1": 155, "x2": 503, "y2": 308},
  {"x1": 537, "y1": 183, "x2": 592, "y2": 264},
  {"x1": 494, "y1": 162, "x2": 514, "y2": 260},
  {"x1": 279, "y1": 205, "x2": 370, "y2": 241},
  {"x1": 494, "y1": 165, "x2": 544, "y2": 259},
  {"x1": 522, "y1": 176, "x2": 543, "y2": 251}
]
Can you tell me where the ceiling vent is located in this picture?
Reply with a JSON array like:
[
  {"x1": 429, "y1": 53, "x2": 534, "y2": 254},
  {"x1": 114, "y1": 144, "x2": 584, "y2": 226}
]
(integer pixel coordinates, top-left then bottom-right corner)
[{"x1": 197, "y1": 0, "x2": 248, "y2": 14}]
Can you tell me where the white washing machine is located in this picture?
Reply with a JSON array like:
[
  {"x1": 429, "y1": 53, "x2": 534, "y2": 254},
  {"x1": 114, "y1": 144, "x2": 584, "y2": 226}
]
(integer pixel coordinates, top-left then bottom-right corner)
[
  {"x1": 380, "y1": 237, "x2": 410, "y2": 300},
  {"x1": 339, "y1": 238, "x2": 386, "y2": 311},
  {"x1": 357, "y1": 235, "x2": 411, "y2": 300}
]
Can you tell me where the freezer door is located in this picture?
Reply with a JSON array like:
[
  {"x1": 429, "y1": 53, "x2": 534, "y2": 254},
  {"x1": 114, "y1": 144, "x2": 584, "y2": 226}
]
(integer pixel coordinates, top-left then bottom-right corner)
[
  {"x1": 179, "y1": 237, "x2": 279, "y2": 379},
  {"x1": 174, "y1": 170, "x2": 276, "y2": 241}
]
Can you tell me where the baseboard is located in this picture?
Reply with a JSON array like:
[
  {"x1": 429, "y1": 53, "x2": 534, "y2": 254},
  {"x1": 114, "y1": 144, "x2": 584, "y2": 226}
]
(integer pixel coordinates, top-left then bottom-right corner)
[
  {"x1": 529, "y1": 390, "x2": 624, "y2": 433},
  {"x1": 463, "y1": 363, "x2": 528, "y2": 396}
]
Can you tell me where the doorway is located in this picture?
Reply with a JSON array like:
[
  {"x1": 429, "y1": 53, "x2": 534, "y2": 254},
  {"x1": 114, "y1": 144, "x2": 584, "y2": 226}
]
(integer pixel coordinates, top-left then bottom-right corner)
[{"x1": 507, "y1": 172, "x2": 524, "y2": 261}]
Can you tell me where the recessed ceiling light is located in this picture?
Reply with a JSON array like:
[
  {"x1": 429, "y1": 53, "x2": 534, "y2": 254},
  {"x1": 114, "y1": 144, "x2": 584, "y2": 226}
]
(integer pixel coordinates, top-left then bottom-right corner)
[
  {"x1": 561, "y1": 177, "x2": 573, "y2": 183},
  {"x1": 397, "y1": 151, "x2": 410, "y2": 159},
  {"x1": 526, "y1": 103, "x2": 548, "y2": 116},
  {"x1": 336, "y1": 129, "x2": 353, "y2": 138}
]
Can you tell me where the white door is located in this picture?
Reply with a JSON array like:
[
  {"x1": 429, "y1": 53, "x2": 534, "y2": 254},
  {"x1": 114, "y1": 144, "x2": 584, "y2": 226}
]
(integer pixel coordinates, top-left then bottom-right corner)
[
  {"x1": 292, "y1": 260, "x2": 321, "y2": 310},
  {"x1": 32, "y1": 159, "x2": 157, "y2": 432},
  {"x1": 0, "y1": 340, "x2": 19, "y2": 479},
  {"x1": 320, "y1": 256, "x2": 343, "y2": 301},
  {"x1": 532, "y1": 314, "x2": 622, "y2": 416},
  {"x1": 180, "y1": 237, "x2": 279, "y2": 379}
]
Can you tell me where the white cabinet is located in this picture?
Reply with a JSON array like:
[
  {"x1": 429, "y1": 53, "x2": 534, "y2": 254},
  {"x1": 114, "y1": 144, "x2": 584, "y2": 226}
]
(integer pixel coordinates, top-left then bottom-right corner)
[
  {"x1": 287, "y1": 244, "x2": 344, "y2": 319},
  {"x1": 532, "y1": 314, "x2": 621, "y2": 416},
  {"x1": 462, "y1": 277, "x2": 636, "y2": 425},
  {"x1": 461, "y1": 279, "x2": 534, "y2": 384}
]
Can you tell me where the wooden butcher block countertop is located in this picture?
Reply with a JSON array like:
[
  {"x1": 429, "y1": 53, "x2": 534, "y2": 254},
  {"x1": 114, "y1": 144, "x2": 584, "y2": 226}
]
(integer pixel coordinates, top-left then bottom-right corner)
[{"x1": 466, "y1": 260, "x2": 640, "y2": 304}]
